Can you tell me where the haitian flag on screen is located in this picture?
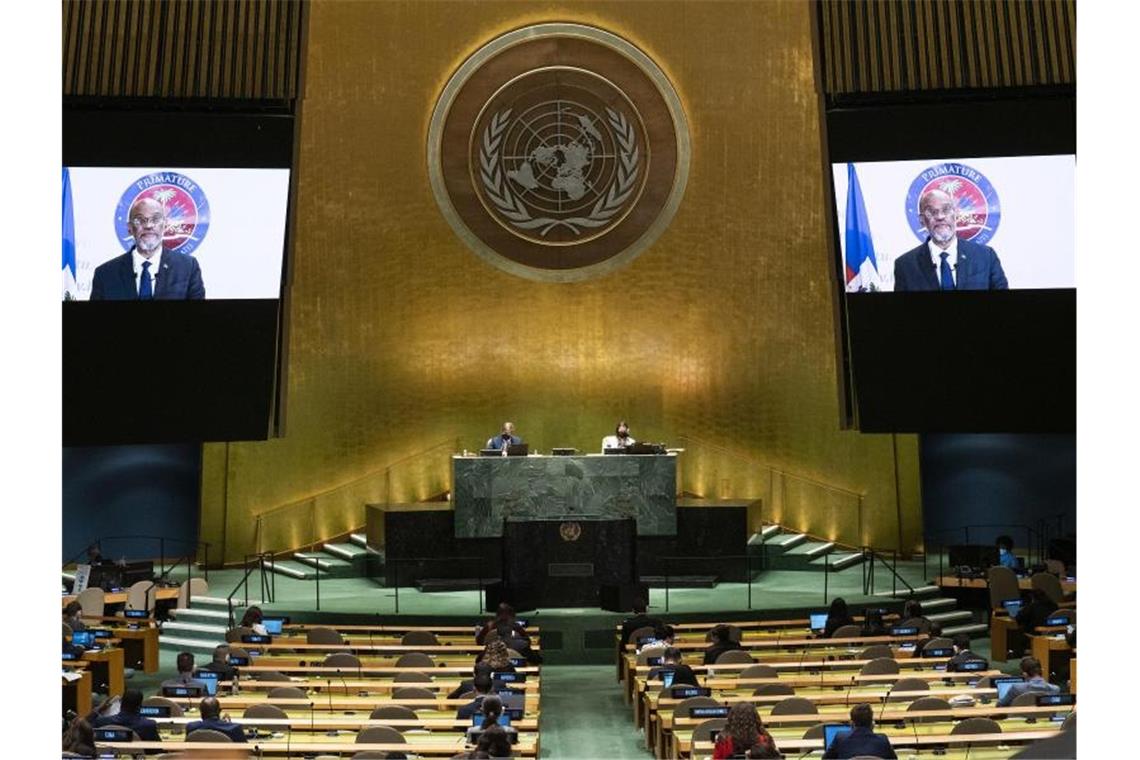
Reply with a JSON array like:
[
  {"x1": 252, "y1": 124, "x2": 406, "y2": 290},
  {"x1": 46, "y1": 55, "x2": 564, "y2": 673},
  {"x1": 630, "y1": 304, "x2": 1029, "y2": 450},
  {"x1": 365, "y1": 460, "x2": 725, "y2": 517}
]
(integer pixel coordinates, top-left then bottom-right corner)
[
  {"x1": 844, "y1": 163, "x2": 881, "y2": 292},
  {"x1": 62, "y1": 167, "x2": 78, "y2": 300}
]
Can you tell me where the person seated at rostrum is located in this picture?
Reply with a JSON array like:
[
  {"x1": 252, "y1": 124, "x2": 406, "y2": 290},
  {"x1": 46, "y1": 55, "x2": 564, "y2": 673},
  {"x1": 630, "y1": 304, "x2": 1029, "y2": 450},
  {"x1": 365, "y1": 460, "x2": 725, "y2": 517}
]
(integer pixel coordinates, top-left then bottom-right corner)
[
  {"x1": 449, "y1": 662, "x2": 496, "y2": 700},
  {"x1": 63, "y1": 601, "x2": 87, "y2": 632},
  {"x1": 201, "y1": 644, "x2": 236, "y2": 682},
  {"x1": 92, "y1": 688, "x2": 159, "y2": 741},
  {"x1": 185, "y1": 696, "x2": 247, "y2": 742},
  {"x1": 648, "y1": 646, "x2": 699, "y2": 687},
  {"x1": 465, "y1": 694, "x2": 518, "y2": 745},
  {"x1": 996, "y1": 534, "x2": 1020, "y2": 571},
  {"x1": 823, "y1": 597, "x2": 855, "y2": 638},
  {"x1": 457, "y1": 672, "x2": 495, "y2": 720},
  {"x1": 477, "y1": 602, "x2": 541, "y2": 663},
  {"x1": 619, "y1": 596, "x2": 662, "y2": 647},
  {"x1": 947, "y1": 633, "x2": 987, "y2": 670},
  {"x1": 998, "y1": 656, "x2": 1060, "y2": 707},
  {"x1": 859, "y1": 608, "x2": 888, "y2": 637},
  {"x1": 159, "y1": 651, "x2": 209, "y2": 693},
  {"x1": 823, "y1": 702, "x2": 897, "y2": 759},
  {"x1": 1015, "y1": 589, "x2": 1059, "y2": 634},
  {"x1": 703, "y1": 624, "x2": 744, "y2": 665},
  {"x1": 601, "y1": 420, "x2": 636, "y2": 451},
  {"x1": 486, "y1": 422, "x2": 522, "y2": 451},
  {"x1": 712, "y1": 702, "x2": 780, "y2": 759}
]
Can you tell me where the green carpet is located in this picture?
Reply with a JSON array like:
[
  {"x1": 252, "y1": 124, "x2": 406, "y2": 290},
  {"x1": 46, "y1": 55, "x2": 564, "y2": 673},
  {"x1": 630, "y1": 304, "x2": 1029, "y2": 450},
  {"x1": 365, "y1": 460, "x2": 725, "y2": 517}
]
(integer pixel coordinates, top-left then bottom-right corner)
[{"x1": 537, "y1": 665, "x2": 651, "y2": 759}]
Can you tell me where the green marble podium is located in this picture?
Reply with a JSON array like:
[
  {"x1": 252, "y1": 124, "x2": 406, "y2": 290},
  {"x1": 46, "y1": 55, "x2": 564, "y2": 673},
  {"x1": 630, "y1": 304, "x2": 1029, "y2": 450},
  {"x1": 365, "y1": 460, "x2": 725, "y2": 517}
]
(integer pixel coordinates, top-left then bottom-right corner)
[{"x1": 451, "y1": 454, "x2": 678, "y2": 538}]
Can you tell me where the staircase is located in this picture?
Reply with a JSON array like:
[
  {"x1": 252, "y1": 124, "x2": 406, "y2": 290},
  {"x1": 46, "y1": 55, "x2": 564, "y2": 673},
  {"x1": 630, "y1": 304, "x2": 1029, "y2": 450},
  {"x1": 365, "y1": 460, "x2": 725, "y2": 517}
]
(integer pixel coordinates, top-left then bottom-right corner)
[
  {"x1": 160, "y1": 596, "x2": 244, "y2": 656},
  {"x1": 751, "y1": 523, "x2": 986, "y2": 641},
  {"x1": 266, "y1": 532, "x2": 381, "y2": 581}
]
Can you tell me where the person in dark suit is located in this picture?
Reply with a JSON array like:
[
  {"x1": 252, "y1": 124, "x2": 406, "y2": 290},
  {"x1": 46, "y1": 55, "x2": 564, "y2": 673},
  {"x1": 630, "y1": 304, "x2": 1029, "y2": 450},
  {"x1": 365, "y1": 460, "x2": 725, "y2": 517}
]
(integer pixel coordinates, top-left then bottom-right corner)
[
  {"x1": 1015, "y1": 589, "x2": 1059, "y2": 634},
  {"x1": 893, "y1": 189, "x2": 1008, "y2": 291},
  {"x1": 485, "y1": 422, "x2": 522, "y2": 451},
  {"x1": 619, "y1": 596, "x2": 662, "y2": 647},
  {"x1": 201, "y1": 644, "x2": 237, "y2": 682},
  {"x1": 703, "y1": 624, "x2": 744, "y2": 665},
  {"x1": 457, "y1": 673, "x2": 494, "y2": 720},
  {"x1": 185, "y1": 696, "x2": 247, "y2": 742},
  {"x1": 823, "y1": 703, "x2": 897, "y2": 759},
  {"x1": 90, "y1": 197, "x2": 205, "y2": 300},
  {"x1": 93, "y1": 689, "x2": 160, "y2": 741},
  {"x1": 647, "y1": 647, "x2": 699, "y2": 687},
  {"x1": 449, "y1": 662, "x2": 496, "y2": 700},
  {"x1": 947, "y1": 633, "x2": 987, "y2": 670},
  {"x1": 859, "y1": 608, "x2": 888, "y2": 637}
]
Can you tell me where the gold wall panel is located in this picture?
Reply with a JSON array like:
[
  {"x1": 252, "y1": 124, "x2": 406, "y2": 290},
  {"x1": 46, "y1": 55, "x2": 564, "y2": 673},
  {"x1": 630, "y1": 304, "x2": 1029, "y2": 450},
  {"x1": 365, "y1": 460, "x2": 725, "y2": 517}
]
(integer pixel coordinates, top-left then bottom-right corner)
[
  {"x1": 62, "y1": 0, "x2": 304, "y2": 100},
  {"x1": 201, "y1": 0, "x2": 922, "y2": 564},
  {"x1": 816, "y1": 0, "x2": 1075, "y2": 96}
]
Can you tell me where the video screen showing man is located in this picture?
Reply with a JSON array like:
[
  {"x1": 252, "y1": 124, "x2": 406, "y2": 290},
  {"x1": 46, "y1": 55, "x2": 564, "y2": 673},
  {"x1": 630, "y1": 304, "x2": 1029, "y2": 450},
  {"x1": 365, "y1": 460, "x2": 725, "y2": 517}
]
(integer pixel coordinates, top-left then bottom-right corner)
[
  {"x1": 893, "y1": 189, "x2": 1008, "y2": 292},
  {"x1": 90, "y1": 197, "x2": 205, "y2": 300}
]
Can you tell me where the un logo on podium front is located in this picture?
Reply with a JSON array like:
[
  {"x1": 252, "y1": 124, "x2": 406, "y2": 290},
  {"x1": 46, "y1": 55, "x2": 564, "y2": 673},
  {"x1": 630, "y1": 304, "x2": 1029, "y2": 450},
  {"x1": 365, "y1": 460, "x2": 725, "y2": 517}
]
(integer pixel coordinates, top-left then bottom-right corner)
[
  {"x1": 559, "y1": 521, "x2": 583, "y2": 542},
  {"x1": 429, "y1": 23, "x2": 690, "y2": 282}
]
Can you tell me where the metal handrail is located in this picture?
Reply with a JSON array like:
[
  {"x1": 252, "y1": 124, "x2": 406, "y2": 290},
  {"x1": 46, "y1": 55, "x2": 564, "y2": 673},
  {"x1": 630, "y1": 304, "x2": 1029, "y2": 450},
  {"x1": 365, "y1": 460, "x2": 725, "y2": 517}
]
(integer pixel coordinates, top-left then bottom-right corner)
[
  {"x1": 657, "y1": 554, "x2": 755, "y2": 613},
  {"x1": 388, "y1": 556, "x2": 488, "y2": 615},
  {"x1": 862, "y1": 547, "x2": 914, "y2": 597},
  {"x1": 225, "y1": 552, "x2": 274, "y2": 628},
  {"x1": 62, "y1": 534, "x2": 212, "y2": 569}
]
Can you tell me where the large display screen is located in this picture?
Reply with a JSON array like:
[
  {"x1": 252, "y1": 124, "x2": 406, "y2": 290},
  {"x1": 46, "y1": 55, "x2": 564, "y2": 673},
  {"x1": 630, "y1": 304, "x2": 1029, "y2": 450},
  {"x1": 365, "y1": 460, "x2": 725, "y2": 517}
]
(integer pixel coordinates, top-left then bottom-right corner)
[
  {"x1": 832, "y1": 155, "x2": 1074, "y2": 293},
  {"x1": 63, "y1": 166, "x2": 290, "y2": 301}
]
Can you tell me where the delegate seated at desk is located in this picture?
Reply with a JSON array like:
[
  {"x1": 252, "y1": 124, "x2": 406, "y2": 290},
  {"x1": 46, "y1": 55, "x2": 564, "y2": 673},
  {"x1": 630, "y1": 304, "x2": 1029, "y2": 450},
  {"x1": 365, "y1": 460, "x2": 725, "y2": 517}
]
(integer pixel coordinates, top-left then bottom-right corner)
[
  {"x1": 998, "y1": 656, "x2": 1060, "y2": 707},
  {"x1": 487, "y1": 422, "x2": 523, "y2": 451},
  {"x1": 185, "y1": 696, "x2": 247, "y2": 742},
  {"x1": 93, "y1": 689, "x2": 159, "y2": 741},
  {"x1": 601, "y1": 420, "x2": 636, "y2": 452}
]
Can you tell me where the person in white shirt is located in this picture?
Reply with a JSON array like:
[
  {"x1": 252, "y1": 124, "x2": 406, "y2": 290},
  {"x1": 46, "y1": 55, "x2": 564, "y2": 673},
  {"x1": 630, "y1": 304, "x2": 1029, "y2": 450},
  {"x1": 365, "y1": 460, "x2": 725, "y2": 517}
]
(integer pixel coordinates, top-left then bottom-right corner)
[{"x1": 601, "y1": 420, "x2": 635, "y2": 452}]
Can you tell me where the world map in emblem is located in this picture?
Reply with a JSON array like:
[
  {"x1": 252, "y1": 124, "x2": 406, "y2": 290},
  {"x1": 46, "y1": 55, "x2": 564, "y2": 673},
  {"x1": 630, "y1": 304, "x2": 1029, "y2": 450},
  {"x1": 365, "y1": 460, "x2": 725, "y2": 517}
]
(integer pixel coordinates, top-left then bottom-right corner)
[
  {"x1": 114, "y1": 171, "x2": 211, "y2": 256},
  {"x1": 905, "y1": 162, "x2": 1001, "y2": 245},
  {"x1": 429, "y1": 23, "x2": 690, "y2": 282}
]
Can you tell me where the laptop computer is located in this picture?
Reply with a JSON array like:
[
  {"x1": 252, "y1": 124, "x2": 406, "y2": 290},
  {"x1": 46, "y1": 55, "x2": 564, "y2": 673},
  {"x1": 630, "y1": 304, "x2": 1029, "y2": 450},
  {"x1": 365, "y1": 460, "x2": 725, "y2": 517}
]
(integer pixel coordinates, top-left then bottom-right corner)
[
  {"x1": 661, "y1": 670, "x2": 675, "y2": 688},
  {"x1": 480, "y1": 448, "x2": 501, "y2": 457},
  {"x1": 809, "y1": 613, "x2": 828, "y2": 632},
  {"x1": 993, "y1": 677, "x2": 1022, "y2": 703},
  {"x1": 472, "y1": 713, "x2": 512, "y2": 727},
  {"x1": 506, "y1": 443, "x2": 529, "y2": 456},
  {"x1": 603, "y1": 447, "x2": 626, "y2": 455},
  {"x1": 262, "y1": 617, "x2": 287, "y2": 635},
  {"x1": 193, "y1": 670, "x2": 220, "y2": 696},
  {"x1": 823, "y1": 724, "x2": 852, "y2": 751},
  {"x1": 1001, "y1": 598, "x2": 1023, "y2": 617},
  {"x1": 72, "y1": 631, "x2": 94, "y2": 648}
]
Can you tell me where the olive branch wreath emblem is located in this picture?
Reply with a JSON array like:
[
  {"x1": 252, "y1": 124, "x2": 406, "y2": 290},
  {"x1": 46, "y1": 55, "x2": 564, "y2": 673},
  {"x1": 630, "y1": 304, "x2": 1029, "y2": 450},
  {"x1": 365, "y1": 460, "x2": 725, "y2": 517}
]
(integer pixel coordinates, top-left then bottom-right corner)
[{"x1": 479, "y1": 106, "x2": 640, "y2": 237}]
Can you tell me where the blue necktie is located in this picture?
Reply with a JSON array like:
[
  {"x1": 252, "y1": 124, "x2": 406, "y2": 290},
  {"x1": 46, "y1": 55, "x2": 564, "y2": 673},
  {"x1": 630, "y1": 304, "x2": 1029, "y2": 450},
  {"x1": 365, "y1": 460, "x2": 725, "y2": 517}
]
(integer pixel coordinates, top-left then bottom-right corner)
[
  {"x1": 139, "y1": 260, "x2": 153, "y2": 299},
  {"x1": 939, "y1": 252, "x2": 955, "y2": 290}
]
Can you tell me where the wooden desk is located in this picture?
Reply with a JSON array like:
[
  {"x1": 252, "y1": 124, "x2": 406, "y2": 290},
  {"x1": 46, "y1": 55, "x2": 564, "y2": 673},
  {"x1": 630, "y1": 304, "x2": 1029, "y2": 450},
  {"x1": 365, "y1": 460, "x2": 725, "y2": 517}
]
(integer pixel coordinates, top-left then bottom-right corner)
[
  {"x1": 990, "y1": 614, "x2": 1020, "y2": 661},
  {"x1": 100, "y1": 736, "x2": 539, "y2": 756},
  {"x1": 62, "y1": 669, "x2": 92, "y2": 718},
  {"x1": 1029, "y1": 633, "x2": 1074, "y2": 682},
  {"x1": 936, "y1": 575, "x2": 1076, "y2": 595},
  {"x1": 691, "y1": 729, "x2": 1059, "y2": 756},
  {"x1": 82, "y1": 647, "x2": 125, "y2": 697},
  {"x1": 62, "y1": 587, "x2": 180, "y2": 607},
  {"x1": 113, "y1": 626, "x2": 160, "y2": 672}
]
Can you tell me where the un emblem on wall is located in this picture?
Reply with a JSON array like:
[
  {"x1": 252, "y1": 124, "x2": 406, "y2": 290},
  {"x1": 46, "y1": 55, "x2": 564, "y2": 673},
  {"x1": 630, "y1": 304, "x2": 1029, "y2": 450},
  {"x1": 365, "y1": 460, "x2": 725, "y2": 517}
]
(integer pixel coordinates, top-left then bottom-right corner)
[{"x1": 429, "y1": 24, "x2": 690, "y2": 282}]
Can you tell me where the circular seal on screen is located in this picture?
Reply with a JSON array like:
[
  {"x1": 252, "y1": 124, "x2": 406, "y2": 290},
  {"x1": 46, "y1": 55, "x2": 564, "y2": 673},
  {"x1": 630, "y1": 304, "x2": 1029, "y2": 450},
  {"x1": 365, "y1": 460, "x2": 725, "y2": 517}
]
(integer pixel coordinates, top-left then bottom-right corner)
[
  {"x1": 559, "y1": 521, "x2": 582, "y2": 542},
  {"x1": 906, "y1": 163, "x2": 1000, "y2": 245},
  {"x1": 114, "y1": 171, "x2": 210, "y2": 255},
  {"x1": 428, "y1": 23, "x2": 691, "y2": 282}
]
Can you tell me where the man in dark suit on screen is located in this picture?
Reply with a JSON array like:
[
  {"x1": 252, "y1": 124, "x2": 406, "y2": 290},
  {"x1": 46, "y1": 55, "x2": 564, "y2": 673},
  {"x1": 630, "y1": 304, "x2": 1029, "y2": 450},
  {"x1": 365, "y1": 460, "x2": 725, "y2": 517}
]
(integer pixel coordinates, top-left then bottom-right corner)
[
  {"x1": 893, "y1": 189, "x2": 1008, "y2": 291},
  {"x1": 90, "y1": 197, "x2": 205, "y2": 300}
]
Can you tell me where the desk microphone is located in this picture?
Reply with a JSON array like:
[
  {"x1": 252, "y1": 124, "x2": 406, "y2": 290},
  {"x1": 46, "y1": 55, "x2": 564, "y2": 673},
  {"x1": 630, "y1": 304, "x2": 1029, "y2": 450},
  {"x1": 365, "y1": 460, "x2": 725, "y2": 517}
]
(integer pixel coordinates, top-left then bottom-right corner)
[
  {"x1": 878, "y1": 681, "x2": 897, "y2": 724},
  {"x1": 843, "y1": 674, "x2": 858, "y2": 706},
  {"x1": 309, "y1": 700, "x2": 315, "y2": 735}
]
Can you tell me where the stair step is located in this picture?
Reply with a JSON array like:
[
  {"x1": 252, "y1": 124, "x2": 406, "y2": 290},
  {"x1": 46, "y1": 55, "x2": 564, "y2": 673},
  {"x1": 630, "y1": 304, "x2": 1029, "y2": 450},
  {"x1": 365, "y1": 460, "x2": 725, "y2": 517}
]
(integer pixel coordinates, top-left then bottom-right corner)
[
  {"x1": 190, "y1": 595, "x2": 247, "y2": 608},
  {"x1": 760, "y1": 524, "x2": 782, "y2": 539},
  {"x1": 871, "y1": 585, "x2": 939, "y2": 599},
  {"x1": 785, "y1": 541, "x2": 834, "y2": 557},
  {"x1": 919, "y1": 597, "x2": 957, "y2": 612},
  {"x1": 819, "y1": 552, "x2": 866, "y2": 571},
  {"x1": 158, "y1": 635, "x2": 225, "y2": 654},
  {"x1": 770, "y1": 533, "x2": 807, "y2": 549},
  {"x1": 323, "y1": 542, "x2": 370, "y2": 561},
  {"x1": 928, "y1": 610, "x2": 973, "y2": 624},
  {"x1": 170, "y1": 607, "x2": 230, "y2": 621},
  {"x1": 293, "y1": 552, "x2": 352, "y2": 570},
  {"x1": 162, "y1": 621, "x2": 227, "y2": 636},
  {"x1": 940, "y1": 622, "x2": 988, "y2": 638},
  {"x1": 350, "y1": 533, "x2": 369, "y2": 547},
  {"x1": 267, "y1": 560, "x2": 316, "y2": 580}
]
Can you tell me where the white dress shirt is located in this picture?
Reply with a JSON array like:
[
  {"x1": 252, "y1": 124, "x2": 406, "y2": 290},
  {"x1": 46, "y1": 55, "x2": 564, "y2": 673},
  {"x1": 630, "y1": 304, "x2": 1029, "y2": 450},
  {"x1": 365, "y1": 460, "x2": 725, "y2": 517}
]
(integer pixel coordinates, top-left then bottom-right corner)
[
  {"x1": 601, "y1": 434, "x2": 635, "y2": 452},
  {"x1": 927, "y1": 237, "x2": 958, "y2": 287},
  {"x1": 132, "y1": 248, "x2": 163, "y2": 296}
]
